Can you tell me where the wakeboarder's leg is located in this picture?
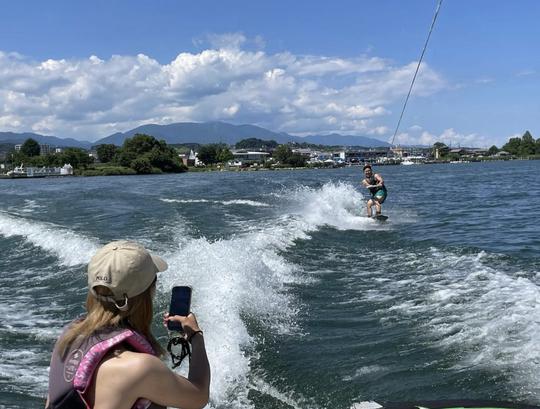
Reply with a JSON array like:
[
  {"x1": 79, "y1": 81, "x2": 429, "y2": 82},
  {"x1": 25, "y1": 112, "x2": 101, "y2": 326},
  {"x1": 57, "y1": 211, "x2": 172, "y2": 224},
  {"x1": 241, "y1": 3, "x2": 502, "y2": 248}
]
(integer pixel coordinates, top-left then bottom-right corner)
[
  {"x1": 374, "y1": 200, "x2": 382, "y2": 215},
  {"x1": 367, "y1": 199, "x2": 373, "y2": 217}
]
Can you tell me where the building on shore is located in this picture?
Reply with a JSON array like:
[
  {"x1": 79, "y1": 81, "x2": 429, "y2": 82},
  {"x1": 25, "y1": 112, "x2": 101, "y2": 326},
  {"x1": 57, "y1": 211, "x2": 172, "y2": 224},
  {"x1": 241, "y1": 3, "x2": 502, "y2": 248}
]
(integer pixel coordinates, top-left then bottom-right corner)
[
  {"x1": 178, "y1": 149, "x2": 200, "y2": 167},
  {"x1": 40, "y1": 144, "x2": 52, "y2": 155},
  {"x1": 334, "y1": 148, "x2": 391, "y2": 163},
  {"x1": 229, "y1": 150, "x2": 270, "y2": 167}
]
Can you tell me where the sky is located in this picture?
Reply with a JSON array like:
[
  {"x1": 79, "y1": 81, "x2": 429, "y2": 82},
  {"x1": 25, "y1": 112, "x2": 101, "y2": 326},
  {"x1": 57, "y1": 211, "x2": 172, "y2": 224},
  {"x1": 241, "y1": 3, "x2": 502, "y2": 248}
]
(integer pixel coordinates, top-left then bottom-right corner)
[{"x1": 0, "y1": 0, "x2": 538, "y2": 147}]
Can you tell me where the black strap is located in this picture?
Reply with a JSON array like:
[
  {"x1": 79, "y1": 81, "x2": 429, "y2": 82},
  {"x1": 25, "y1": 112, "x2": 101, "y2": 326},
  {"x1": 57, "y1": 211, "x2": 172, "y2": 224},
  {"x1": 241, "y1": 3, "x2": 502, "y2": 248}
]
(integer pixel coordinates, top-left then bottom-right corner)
[{"x1": 167, "y1": 335, "x2": 191, "y2": 369}]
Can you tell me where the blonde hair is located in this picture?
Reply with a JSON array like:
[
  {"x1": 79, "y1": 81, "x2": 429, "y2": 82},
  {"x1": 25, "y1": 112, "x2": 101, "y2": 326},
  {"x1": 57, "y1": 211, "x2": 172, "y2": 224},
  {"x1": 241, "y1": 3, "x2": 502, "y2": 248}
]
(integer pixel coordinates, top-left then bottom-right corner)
[{"x1": 58, "y1": 280, "x2": 163, "y2": 357}]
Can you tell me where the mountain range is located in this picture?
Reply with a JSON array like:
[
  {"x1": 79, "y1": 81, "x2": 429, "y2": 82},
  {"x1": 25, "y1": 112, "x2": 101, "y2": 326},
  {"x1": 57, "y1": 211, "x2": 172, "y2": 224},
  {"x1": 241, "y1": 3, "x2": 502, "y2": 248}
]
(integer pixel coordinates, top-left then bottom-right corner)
[
  {"x1": 0, "y1": 122, "x2": 391, "y2": 149},
  {"x1": 0, "y1": 131, "x2": 91, "y2": 149}
]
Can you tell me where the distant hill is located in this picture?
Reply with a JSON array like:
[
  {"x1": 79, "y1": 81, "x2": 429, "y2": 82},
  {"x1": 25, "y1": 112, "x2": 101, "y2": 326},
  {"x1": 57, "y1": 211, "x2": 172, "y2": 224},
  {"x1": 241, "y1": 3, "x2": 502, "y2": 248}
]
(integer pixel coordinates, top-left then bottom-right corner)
[
  {"x1": 0, "y1": 122, "x2": 390, "y2": 150},
  {"x1": 95, "y1": 121, "x2": 390, "y2": 147},
  {"x1": 94, "y1": 122, "x2": 291, "y2": 146},
  {"x1": 0, "y1": 132, "x2": 92, "y2": 149}
]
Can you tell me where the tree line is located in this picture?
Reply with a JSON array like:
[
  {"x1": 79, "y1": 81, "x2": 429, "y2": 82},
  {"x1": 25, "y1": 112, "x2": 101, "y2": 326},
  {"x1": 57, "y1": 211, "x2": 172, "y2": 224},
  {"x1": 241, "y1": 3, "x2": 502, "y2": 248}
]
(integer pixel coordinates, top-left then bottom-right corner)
[
  {"x1": 8, "y1": 134, "x2": 187, "y2": 174},
  {"x1": 500, "y1": 131, "x2": 540, "y2": 156},
  {"x1": 96, "y1": 134, "x2": 186, "y2": 173},
  {"x1": 432, "y1": 130, "x2": 539, "y2": 158},
  {"x1": 10, "y1": 138, "x2": 94, "y2": 169},
  {"x1": 189, "y1": 138, "x2": 308, "y2": 167}
]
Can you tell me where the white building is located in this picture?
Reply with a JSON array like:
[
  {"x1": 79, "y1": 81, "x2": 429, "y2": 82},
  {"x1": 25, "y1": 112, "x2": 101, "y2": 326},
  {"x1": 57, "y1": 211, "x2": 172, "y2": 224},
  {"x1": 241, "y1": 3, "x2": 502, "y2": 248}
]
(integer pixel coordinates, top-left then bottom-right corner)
[
  {"x1": 40, "y1": 144, "x2": 52, "y2": 155},
  {"x1": 231, "y1": 150, "x2": 270, "y2": 165},
  {"x1": 61, "y1": 164, "x2": 74, "y2": 175}
]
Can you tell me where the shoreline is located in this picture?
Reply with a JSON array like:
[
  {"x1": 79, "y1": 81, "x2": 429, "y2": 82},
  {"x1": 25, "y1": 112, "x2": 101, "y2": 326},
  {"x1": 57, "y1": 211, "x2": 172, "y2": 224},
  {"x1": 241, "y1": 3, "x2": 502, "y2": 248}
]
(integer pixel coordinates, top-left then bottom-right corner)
[{"x1": 1, "y1": 157, "x2": 538, "y2": 179}]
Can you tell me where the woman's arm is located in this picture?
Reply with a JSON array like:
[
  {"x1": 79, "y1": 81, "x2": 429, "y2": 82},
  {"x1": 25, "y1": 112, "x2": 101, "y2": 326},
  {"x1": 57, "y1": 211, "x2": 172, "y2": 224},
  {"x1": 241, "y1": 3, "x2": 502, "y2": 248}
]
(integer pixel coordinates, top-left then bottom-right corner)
[
  {"x1": 93, "y1": 341, "x2": 210, "y2": 409},
  {"x1": 137, "y1": 348, "x2": 210, "y2": 409},
  {"x1": 92, "y1": 313, "x2": 210, "y2": 409}
]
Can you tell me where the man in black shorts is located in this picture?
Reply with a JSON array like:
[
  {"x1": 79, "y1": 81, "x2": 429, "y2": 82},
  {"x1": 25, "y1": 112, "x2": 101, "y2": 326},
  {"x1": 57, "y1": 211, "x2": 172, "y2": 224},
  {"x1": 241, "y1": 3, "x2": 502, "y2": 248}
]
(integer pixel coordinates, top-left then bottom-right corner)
[{"x1": 361, "y1": 164, "x2": 387, "y2": 217}]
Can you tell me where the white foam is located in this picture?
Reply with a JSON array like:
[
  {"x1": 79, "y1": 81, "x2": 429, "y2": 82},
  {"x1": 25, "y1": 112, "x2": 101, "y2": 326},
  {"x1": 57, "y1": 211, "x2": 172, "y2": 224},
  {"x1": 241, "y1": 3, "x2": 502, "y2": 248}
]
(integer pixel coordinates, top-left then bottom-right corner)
[
  {"x1": 0, "y1": 348, "x2": 50, "y2": 396},
  {"x1": 0, "y1": 212, "x2": 98, "y2": 266},
  {"x1": 161, "y1": 198, "x2": 269, "y2": 207},
  {"x1": 350, "y1": 401, "x2": 383, "y2": 409},
  {"x1": 159, "y1": 230, "x2": 303, "y2": 407},
  {"x1": 161, "y1": 198, "x2": 211, "y2": 204},
  {"x1": 0, "y1": 297, "x2": 66, "y2": 340},
  {"x1": 156, "y1": 184, "x2": 379, "y2": 406},
  {"x1": 342, "y1": 365, "x2": 388, "y2": 381},
  {"x1": 249, "y1": 377, "x2": 308, "y2": 409},
  {"x1": 222, "y1": 199, "x2": 269, "y2": 207},
  {"x1": 276, "y1": 181, "x2": 390, "y2": 231},
  {"x1": 152, "y1": 182, "x2": 390, "y2": 406},
  {"x1": 376, "y1": 248, "x2": 540, "y2": 398},
  {"x1": 8, "y1": 199, "x2": 46, "y2": 214}
]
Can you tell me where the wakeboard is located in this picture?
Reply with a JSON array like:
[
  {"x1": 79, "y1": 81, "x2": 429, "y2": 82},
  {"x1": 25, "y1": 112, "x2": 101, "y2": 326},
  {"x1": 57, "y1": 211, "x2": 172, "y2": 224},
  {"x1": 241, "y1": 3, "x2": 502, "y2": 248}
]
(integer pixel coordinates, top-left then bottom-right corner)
[{"x1": 373, "y1": 214, "x2": 388, "y2": 221}]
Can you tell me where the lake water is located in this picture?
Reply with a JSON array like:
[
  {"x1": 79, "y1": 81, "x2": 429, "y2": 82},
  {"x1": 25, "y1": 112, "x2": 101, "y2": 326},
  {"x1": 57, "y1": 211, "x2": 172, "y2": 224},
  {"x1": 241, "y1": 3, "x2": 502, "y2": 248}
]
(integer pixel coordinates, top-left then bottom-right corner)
[{"x1": 1, "y1": 160, "x2": 539, "y2": 409}]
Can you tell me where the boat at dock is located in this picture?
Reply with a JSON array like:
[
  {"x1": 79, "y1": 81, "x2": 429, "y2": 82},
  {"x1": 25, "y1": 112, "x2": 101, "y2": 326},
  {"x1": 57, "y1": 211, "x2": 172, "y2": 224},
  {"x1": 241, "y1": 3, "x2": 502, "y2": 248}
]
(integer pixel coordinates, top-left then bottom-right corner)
[{"x1": 3, "y1": 163, "x2": 74, "y2": 178}]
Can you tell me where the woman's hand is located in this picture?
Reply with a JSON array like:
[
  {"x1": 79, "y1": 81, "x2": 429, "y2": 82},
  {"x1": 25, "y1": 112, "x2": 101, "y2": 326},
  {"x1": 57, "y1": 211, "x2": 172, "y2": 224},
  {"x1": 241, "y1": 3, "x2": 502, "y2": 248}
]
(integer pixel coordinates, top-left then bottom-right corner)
[{"x1": 164, "y1": 312, "x2": 202, "y2": 337}]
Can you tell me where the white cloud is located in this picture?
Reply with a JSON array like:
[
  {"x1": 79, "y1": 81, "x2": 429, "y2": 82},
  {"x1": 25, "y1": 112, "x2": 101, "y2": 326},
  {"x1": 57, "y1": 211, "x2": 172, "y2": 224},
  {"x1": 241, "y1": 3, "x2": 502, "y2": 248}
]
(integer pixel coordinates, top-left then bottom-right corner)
[
  {"x1": 516, "y1": 69, "x2": 536, "y2": 77},
  {"x1": 0, "y1": 36, "x2": 447, "y2": 141},
  {"x1": 367, "y1": 126, "x2": 389, "y2": 136},
  {"x1": 394, "y1": 127, "x2": 494, "y2": 148}
]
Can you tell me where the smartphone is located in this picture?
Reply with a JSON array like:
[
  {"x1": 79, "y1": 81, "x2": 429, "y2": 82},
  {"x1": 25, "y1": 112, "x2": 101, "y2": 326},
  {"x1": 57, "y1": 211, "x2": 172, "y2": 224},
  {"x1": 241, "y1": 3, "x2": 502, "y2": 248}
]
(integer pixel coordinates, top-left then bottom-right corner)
[{"x1": 167, "y1": 286, "x2": 192, "y2": 332}]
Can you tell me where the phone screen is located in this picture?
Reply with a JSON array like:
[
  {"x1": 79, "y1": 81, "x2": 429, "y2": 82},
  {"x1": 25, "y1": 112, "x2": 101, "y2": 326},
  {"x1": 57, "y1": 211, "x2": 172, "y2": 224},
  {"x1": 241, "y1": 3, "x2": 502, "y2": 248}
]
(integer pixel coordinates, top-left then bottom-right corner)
[{"x1": 168, "y1": 286, "x2": 192, "y2": 332}]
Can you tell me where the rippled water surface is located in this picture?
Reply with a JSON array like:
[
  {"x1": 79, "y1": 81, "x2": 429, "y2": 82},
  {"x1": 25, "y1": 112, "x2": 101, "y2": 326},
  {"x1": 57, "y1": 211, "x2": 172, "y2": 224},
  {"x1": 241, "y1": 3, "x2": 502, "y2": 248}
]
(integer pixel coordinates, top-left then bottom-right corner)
[{"x1": 1, "y1": 160, "x2": 539, "y2": 409}]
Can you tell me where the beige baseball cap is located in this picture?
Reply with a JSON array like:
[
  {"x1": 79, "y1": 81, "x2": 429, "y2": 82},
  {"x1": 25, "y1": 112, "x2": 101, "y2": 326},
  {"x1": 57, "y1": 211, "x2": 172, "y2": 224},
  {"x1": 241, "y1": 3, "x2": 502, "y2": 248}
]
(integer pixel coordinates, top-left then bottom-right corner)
[{"x1": 88, "y1": 240, "x2": 168, "y2": 310}]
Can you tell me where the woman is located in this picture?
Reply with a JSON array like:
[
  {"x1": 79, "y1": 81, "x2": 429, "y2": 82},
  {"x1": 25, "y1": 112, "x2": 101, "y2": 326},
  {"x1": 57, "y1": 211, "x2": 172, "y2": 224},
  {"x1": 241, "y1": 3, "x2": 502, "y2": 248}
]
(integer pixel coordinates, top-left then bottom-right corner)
[
  {"x1": 46, "y1": 240, "x2": 210, "y2": 409},
  {"x1": 361, "y1": 163, "x2": 388, "y2": 217}
]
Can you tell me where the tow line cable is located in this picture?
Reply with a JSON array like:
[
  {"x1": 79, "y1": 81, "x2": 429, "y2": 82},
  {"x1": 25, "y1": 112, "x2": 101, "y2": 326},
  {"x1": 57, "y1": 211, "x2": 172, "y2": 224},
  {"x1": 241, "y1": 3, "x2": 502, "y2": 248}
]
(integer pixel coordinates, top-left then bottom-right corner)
[{"x1": 390, "y1": 0, "x2": 444, "y2": 147}]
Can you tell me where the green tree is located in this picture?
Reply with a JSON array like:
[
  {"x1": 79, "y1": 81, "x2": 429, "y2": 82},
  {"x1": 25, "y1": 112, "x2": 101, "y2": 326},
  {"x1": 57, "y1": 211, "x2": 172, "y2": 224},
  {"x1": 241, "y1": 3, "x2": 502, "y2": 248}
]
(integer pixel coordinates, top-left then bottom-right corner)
[
  {"x1": 487, "y1": 145, "x2": 499, "y2": 156},
  {"x1": 432, "y1": 142, "x2": 449, "y2": 158},
  {"x1": 130, "y1": 157, "x2": 154, "y2": 174},
  {"x1": 287, "y1": 153, "x2": 307, "y2": 167},
  {"x1": 123, "y1": 134, "x2": 161, "y2": 155},
  {"x1": 119, "y1": 134, "x2": 185, "y2": 172},
  {"x1": 9, "y1": 150, "x2": 27, "y2": 165},
  {"x1": 535, "y1": 138, "x2": 540, "y2": 154},
  {"x1": 271, "y1": 145, "x2": 307, "y2": 166},
  {"x1": 502, "y1": 137, "x2": 522, "y2": 155},
  {"x1": 197, "y1": 144, "x2": 219, "y2": 165},
  {"x1": 235, "y1": 138, "x2": 278, "y2": 150},
  {"x1": 117, "y1": 149, "x2": 137, "y2": 168},
  {"x1": 147, "y1": 146, "x2": 184, "y2": 172},
  {"x1": 58, "y1": 148, "x2": 94, "y2": 169},
  {"x1": 273, "y1": 145, "x2": 293, "y2": 163},
  {"x1": 217, "y1": 147, "x2": 234, "y2": 163},
  {"x1": 520, "y1": 131, "x2": 535, "y2": 156},
  {"x1": 96, "y1": 144, "x2": 119, "y2": 163},
  {"x1": 21, "y1": 138, "x2": 40, "y2": 157}
]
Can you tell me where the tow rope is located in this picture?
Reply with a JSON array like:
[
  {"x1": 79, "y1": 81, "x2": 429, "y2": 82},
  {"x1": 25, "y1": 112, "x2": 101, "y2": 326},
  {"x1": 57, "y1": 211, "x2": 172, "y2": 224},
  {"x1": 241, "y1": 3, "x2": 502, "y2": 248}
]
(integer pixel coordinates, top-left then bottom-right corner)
[{"x1": 390, "y1": 0, "x2": 444, "y2": 147}]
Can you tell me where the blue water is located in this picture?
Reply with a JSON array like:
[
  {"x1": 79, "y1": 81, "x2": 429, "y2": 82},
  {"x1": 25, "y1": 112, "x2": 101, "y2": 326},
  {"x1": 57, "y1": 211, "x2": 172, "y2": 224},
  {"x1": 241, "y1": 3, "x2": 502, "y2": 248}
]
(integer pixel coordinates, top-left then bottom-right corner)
[{"x1": 0, "y1": 160, "x2": 539, "y2": 409}]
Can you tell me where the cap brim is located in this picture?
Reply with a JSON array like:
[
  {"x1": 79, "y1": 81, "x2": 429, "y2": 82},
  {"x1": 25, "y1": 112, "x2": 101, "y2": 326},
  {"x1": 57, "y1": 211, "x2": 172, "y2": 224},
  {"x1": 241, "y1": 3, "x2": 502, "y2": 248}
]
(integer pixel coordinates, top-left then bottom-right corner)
[{"x1": 151, "y1": 254, "x2": 168, "y2": 272}]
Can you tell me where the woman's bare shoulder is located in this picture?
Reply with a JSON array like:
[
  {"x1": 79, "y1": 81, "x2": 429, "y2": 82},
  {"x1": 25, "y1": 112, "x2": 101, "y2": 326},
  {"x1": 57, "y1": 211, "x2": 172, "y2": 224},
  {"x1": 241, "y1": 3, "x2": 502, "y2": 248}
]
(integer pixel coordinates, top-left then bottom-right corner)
[
  {"x1": 100, "y1": 349, "x2": 165, "y2": 377},
  {"x1": 90, "y1": 350, "x2": 166, "y2": 409}
]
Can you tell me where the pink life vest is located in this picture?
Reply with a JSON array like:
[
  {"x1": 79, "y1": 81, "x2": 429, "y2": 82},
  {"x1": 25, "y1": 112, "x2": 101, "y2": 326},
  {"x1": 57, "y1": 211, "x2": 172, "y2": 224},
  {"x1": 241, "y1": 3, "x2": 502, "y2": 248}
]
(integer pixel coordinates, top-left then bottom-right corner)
[{"x1": 47, "y1": 325, "x2": 160, "y2": 409}]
